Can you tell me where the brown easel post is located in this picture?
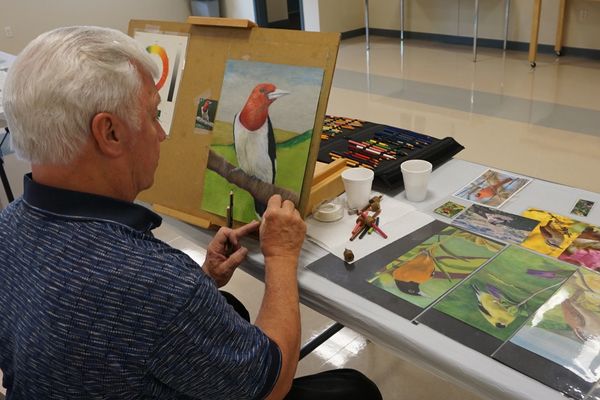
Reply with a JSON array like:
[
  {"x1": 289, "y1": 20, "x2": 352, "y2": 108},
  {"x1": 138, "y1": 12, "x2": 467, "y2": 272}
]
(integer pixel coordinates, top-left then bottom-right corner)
[{"x1": 129, "y1": 17, "x2": 340, "y2": 228}]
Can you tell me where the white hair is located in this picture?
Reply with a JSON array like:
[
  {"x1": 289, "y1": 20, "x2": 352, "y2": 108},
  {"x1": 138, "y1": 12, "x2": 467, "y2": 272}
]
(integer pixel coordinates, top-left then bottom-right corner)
[{"x1": 2, "y1": 26, "x2": 159, "y2": 164}]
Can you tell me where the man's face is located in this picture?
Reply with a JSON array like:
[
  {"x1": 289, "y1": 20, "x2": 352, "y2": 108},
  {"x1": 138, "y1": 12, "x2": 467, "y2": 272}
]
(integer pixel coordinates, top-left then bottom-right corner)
[{"x1": 125, "y1": 69, "x2": 166, "y2": 194}]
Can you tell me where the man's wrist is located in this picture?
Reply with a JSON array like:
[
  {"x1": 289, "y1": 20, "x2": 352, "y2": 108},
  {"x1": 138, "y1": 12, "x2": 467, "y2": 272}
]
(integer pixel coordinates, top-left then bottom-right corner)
[{"x1": 264, "y1": 254, "x2": 299, "y2": 268}]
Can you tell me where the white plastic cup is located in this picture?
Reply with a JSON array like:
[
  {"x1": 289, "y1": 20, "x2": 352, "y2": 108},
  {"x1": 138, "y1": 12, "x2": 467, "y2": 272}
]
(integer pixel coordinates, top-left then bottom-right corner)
[
  {"x1": 401, "y1": 159, "x2": 432, "y2": 202},
  {"x1": 341, "y1": 167, "x2": 374, "y2": 210}
]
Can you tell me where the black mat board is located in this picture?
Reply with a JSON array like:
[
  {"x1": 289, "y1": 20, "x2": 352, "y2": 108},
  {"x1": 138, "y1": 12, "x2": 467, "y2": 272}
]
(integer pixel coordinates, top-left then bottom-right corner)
[
  {"x1": 585, "y1": 386, "x2": 600, "y2": 400},
  {"x1": 308, "y1": 219, "x2": 462, "y2": 320},
  {"x1": 494, "y1": 342, "x2": 594, "y2": 400},
  {"x1": 416, "y1": 307, "x2": 504, "y2": 356}
]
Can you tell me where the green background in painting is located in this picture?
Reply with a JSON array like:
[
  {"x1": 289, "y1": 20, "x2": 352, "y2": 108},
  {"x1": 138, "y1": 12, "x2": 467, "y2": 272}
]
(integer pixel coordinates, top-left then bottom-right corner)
[
  {"x1": 368, "y1": 226, "x2": 504, "y2": 308},
  {"x1": 434, "y1": 245, "x2": 576, "y2": 341}
]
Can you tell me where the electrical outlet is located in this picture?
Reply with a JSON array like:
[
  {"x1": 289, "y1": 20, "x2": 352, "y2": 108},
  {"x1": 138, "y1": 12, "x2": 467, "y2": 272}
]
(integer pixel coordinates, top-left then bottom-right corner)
[
  {"x1": 4, "y1": 26, "x2": 13, "y2": 38},
  {"x1": 578, "y1": 8, "x2": 589, "y2": 22}
]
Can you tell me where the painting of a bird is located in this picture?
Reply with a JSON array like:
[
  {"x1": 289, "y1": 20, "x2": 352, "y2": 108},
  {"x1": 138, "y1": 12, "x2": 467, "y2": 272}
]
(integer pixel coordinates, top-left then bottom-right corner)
[
  {"x1": 233, "y1": 83, "x2": 289, "y2": 216},
  {"x1": 392, "y1": 250, "x2": 436, "y2": 296},
  {"x1": 472, "y1": 283, "x2": 519, "y2": 329}
]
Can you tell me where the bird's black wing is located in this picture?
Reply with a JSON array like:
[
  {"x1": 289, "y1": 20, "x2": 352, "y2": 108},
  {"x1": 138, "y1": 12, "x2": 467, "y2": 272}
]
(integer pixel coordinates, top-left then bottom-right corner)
[
  {"x1": 232, "y1": 113, "x2": 239, "y2": 158},
  {"x1": 267, "y1": 117, "x2": 276, "y2": 184}
]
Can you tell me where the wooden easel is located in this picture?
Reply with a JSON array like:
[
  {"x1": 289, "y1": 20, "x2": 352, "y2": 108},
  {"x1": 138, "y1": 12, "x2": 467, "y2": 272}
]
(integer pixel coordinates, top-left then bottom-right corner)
[{"x1": 129, "y1": 17, "x2": 340, "y2": 228}]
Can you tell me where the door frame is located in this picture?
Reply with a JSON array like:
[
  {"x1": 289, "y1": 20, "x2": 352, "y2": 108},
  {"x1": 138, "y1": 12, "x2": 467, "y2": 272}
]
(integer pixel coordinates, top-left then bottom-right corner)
[{"x1": 253, "y1": 0, "x2": 305, "y2": 30}]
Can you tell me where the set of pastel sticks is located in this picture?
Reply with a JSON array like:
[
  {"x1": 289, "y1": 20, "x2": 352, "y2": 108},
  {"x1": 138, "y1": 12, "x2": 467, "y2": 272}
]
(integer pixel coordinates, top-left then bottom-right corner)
[
  {"x1": 325, "y1": 125, "x2": 435, "y2": 170},
  {"x1": 317, "y1": 115, "x2": 464, "y2": 188},
  {"x1": 321, "y1": 115, "x2": 373, "y2": 141},
  {"x1": 329, "y1": 138, "x2": 401, "y2": 169}
]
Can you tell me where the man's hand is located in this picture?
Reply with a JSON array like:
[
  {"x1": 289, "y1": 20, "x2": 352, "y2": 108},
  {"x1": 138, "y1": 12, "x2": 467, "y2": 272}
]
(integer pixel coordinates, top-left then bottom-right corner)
[
  {"x1": 203, "y1": 221, "x2": 260, "y2": 287},
  {"x1": 260, "y1": 195, "x2": 306, "y2": 264},
  {"x1": 256, "y1": 195, "x2": 306, "y2": 399}
]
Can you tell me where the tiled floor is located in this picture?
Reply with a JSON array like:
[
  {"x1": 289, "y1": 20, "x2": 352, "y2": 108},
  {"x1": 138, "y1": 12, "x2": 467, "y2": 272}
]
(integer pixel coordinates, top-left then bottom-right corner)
[{"x1": 2, "y1": 36, "x2": 600, "y2": 399}]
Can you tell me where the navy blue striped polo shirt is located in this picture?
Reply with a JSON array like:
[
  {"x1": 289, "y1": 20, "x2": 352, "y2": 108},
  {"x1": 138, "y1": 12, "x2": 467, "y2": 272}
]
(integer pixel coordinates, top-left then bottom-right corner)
[{"x1": 0, "y1": 175, "x2": 281, "y2": 399}]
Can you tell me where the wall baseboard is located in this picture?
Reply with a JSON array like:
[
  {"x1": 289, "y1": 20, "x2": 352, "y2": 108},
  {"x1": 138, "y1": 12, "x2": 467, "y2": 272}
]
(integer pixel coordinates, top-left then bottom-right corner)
[
  {"x1": 341, "y1": 28, "x2": 366, "y2": 40},
  {"x1": 343, "y1": 28, "x2": 600, "y2": 60}
]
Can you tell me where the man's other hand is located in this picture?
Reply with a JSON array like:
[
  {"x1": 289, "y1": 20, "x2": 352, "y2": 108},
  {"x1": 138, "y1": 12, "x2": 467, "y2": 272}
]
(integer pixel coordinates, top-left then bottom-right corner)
[{"x1": 203, "y1": 220, "x2": 260, "y2": 287}]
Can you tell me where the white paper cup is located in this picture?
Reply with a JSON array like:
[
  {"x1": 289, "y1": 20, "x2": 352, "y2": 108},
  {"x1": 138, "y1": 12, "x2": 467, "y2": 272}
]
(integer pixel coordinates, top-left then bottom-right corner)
[
  {"x1": 341, "y1": 167, "x2": 374, "y2": 210},
  {"x1": 401, "y1": 159, "x2": 432, "y2": 202}
]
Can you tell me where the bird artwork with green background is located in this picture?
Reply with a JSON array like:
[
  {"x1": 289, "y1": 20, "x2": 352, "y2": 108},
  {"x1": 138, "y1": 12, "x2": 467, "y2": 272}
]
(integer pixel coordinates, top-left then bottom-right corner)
[
  {"x1": 367, "y1": 226, "x2": 504, "y2": 309},
  {"x1": 506, "y1": 267, "x2": 600, "y2": 383},
  {"x1": 202, "y1": 60, "x2": 324, "y2": 222},
  {"x1": 434, "y1": 245, "x2": 577, "y2": 341}
]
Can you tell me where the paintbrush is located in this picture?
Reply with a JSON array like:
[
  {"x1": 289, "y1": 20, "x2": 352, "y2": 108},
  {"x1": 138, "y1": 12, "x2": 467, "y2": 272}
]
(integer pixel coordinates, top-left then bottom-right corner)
[{"x1": 225, "y1": 190, "x2": 234, "y2": 255}]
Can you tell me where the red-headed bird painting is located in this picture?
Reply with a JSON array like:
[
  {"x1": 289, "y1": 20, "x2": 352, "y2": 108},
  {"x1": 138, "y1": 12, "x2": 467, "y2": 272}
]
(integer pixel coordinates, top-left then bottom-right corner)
[{"x1": 202, "y1": 60, "x2": 324, "y2": 222}]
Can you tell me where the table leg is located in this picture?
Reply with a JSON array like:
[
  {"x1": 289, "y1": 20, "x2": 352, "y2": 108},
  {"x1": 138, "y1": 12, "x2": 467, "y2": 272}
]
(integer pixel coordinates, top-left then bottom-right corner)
[
  {"x1": 503, "y1": 0, "x2": 511, "y2": 50},
  {"x1": 473, "y1": 0, "x2": 480, "y2": 62},
  {"x1": 555, "y1": 0, "x2": 567, "y2": 56},
  {"x1": 529, "y1": 0, "x2": 542, "y2": 67},
  {"x1": 299, "y1": 322, "x2": 345, "y2": 360},
  {"x1": 365, "y1": 0, "x2": 370, "y2": 51}
]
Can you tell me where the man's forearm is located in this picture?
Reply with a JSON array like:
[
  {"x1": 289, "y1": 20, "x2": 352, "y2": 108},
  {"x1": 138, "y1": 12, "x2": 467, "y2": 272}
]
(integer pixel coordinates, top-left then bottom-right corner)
[{"x1": 256, "y1": 255, "x2": 301, "y2": 400}]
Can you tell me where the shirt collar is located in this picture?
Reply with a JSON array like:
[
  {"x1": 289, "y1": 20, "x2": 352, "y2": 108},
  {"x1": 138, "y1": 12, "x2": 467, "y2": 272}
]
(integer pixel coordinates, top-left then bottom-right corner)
[{"x1": 22, "y1": 173, "x2": 162, "y2": 233}]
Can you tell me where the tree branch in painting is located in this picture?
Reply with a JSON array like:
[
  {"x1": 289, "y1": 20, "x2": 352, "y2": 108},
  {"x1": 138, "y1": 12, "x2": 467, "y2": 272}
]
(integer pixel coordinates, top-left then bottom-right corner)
[{"x1": 207, "y1": 150, "x2": 300, "y2": 205}]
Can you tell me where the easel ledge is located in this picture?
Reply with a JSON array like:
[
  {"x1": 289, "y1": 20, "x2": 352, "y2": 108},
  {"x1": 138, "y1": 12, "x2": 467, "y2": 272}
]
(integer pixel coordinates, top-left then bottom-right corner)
[{"x1": 186, "y1": 16, "x2": 257, "y2": 28}]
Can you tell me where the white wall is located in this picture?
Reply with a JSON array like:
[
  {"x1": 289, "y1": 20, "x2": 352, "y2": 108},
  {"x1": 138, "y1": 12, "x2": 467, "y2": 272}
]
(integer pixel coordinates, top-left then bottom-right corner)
[
  {"x1": 0, "y1": 0, "x2": 192, "y2": 55},
  {"x1": 304, "y1": 0, "x2": 364, "y2": 33},
  {"x1": 303, "y1": 0, "x2": 321, "y2": 31},
  {"x1": 368, "y1": 0, "x2": 600, "y2": 49},
  {"x1": 309, "y1": 0, "x2": 600, "y2": 50},
  {"x1": 319, "y1": 0, "x2": 364, "y2": 33},
  {"x1": 220, "y1": 0, "x2": 256, "y2": 21}
]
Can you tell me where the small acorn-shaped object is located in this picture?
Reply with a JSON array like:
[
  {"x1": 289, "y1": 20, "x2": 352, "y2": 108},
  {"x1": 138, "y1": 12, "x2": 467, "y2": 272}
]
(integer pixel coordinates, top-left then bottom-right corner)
[
  {"x1": 343, "y1": 248, "x2": 355, "y2": 263},
  {"x1": 370, "y1": 198, "x2": 381, "y2": 213}
]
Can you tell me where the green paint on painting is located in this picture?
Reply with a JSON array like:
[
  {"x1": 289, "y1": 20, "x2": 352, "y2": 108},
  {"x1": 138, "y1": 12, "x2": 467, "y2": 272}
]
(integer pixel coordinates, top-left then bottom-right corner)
[{"x1": 201, "y1": 127, "x2": 312, "y2": 223}]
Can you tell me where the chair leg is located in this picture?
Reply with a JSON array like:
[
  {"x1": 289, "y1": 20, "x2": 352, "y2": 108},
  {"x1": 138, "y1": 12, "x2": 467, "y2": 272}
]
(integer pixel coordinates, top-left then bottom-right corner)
[
  {"x1": 364, "y1": 0, "x2": 370, "y2": 51},
  {"x1": 473, "y1": 0, "x2": 480, "y2": 62},
  {"x1": 503, "y1": 0, "x2": 511, "y2": 50},
  {"x1": 400, "y1": 0, "x2": 405, "y2": 41}
]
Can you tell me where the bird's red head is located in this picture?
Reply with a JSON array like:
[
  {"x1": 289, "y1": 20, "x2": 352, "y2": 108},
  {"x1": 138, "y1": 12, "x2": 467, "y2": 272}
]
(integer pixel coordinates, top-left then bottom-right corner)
[
  {"x1": 239, "y1": 83, "x2": 290, "y2": 132},
  {"x1": 254, "y1": 83, "x2": 278, "y2": 105}
]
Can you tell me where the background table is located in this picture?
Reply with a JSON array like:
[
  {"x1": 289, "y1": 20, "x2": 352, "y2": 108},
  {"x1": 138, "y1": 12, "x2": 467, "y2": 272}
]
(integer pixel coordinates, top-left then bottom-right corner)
[{"x1": 160, "y1": 158, "x2": 600, "y2": 400}]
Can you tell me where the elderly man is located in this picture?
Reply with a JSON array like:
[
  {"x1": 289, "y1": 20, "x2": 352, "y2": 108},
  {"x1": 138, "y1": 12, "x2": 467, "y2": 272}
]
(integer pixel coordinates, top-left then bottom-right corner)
[{"x1": 0, "y1": 26, "x2": 381, "y2": 399}]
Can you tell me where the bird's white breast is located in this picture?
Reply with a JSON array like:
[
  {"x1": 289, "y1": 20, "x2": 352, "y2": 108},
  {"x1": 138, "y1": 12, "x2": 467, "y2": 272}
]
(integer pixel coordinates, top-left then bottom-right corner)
[{"x1": 233, "y1": 113, "x2": 275, "y2": 183}]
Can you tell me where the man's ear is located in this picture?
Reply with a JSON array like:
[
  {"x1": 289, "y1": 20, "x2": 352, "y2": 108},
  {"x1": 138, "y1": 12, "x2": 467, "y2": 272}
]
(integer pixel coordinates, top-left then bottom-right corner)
[{"x1": 90, "y1": 112, "x2": 126, "y2": 158}]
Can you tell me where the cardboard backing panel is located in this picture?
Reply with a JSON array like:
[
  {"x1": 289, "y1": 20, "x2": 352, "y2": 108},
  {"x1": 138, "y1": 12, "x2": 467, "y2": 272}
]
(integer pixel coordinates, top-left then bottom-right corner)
[{"x1": 129, "y1": 19, "x2": 340, "y2": 226}]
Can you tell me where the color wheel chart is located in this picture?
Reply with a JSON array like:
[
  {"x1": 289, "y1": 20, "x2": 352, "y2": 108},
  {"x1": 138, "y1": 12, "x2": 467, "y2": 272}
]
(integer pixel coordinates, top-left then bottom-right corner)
[{"x1": 133, "y1": 31, "x2": 189, "y2": 135}]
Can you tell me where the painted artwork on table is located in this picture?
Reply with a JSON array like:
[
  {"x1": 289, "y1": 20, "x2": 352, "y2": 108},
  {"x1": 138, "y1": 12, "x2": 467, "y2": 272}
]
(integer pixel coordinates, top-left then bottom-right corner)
[
  {"x1": 202, "y1": 60, "x2": 324, "y2": 222},
  {"x1": 521, "y1": 209, "x2": 588, "y2": 258},
  {"x1": 452, "y1": 204, "x2": 540, "y2": 244},
  {"x1": 559, "y1": 226, "x2": 600, "y2": 272},
  {"x1": 433, "y1": 201, "x2": 466, "y2": 219},
  {"x1": 571, "y1": 199, "x2": 595, "y2": 217},
  {"x1": 367, "y1": 226, "x2": 504, "y2": 309},
  {"x1": 454, "y1": 169, "x2": 531, "y2": 208},
  {"x1": 195, "y1": 98, "x2": 218, "y2": 131},
  {"x1": 506, "y1": 268, "x2": 600, "y2": 385},
  {"x1": 433, "y1": 245, "x2": 576, "y2": 341},
  {"x1": 133, "y1": 31, "x2": 188, "y2": 136}
]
